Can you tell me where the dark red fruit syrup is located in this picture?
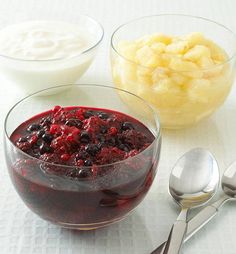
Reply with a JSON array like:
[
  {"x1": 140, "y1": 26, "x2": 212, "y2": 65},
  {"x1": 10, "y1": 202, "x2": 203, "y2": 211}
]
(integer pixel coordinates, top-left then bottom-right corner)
[{"x1": 7, "y1": 106, "x2": 160, "y2": 228}]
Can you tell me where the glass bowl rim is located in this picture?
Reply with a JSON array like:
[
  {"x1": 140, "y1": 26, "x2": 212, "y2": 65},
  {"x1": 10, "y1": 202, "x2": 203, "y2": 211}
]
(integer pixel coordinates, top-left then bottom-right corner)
[
  {"x1": 0, "y1": 15, "x2": 104, "y2": 62},
  {"x1": 111, "y1": 13, "x2": 236, "y2": 73},
  {"x1": 4, "y1": 83, "x2": 161, "y2": 170}
]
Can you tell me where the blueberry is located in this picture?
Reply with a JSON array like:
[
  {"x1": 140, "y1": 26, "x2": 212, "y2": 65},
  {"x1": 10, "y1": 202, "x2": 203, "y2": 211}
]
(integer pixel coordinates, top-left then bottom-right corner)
[
  {"x1": 100, "y1": 126, "x2": 108, "y2": 134},
  {"x1": 40, "y1": 117, "x2": 52, "y2": 126},
  {"x1": 36, "y1": 139, "x2": 42, "y2": 146},
  {"x1": 85, "y1": 144, "x2": 100, "y2": 156},
  {"x1": 37, "y1": 129, "x2": 45, "y2": 138},
  {"x1": 18, "y1": 136, "x2": 28, "y2": 143},
  {"x1": 78, "y1": 168, "x2": 91, "y2": 178},
  {"x1": 80, "y1": 131, "x2": 90, "y2": 143},
  {"x1": 39, "y1": 143, "x2": 52, "y2": 154},
  {"x1": 107, "y1": 137, "x2": 116, "y2": 146},
  {"x1": 65, "y1": 119, "x2": 82, "y2": 128},
  {"x1": 84, "y1": 159, "x2": 93, "y2": 166},
  {"x1": 98, "y1": 112, "x2": 109, "y2": 120},
  {"x1": 83, "y1": 110, "x2": 94, "y2": 118},
  {"x1": 119, "y1": 144, "x2": 130, "y2": 152},
  {"x1": 97, "y1": 134, "x2": 105, "y2": 142},
  {"x1": 97, "y1": 142, "x2": 104, "y2": 150},
  {"x1": 42, "y1": 133, "x2": 54, "y2": 143},
  {"x1": 76, "y1": 151, "x2": 88, "y2": 160},
  {"x1": 121, "y1": 122, "x2": 134, "y2": 131},
  {"x1": 27, "y1": 124, "x2": 41, "y2": 132}
]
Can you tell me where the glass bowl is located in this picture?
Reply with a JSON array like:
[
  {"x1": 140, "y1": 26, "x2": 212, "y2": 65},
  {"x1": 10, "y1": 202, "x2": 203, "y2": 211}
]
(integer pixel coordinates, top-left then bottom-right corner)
[
  {"x1": 4, "y1": 84, "x2": 161, "y2": 230},
  {"x1": 111, "y1": 14, "x2": 236, "y2": 129},
  {"x1": 0, "y1": 15, "x2": 104, "y2": 95}
]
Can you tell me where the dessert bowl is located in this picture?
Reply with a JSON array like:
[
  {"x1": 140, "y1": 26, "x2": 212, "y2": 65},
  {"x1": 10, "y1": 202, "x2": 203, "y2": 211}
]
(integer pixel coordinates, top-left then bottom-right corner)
[
  {"x1": 4, "y1": 84, "x2": 161, "y2": 230},
  {"x1": 111, "y1": 14, "x2": 236, "y2": 129},
  {"x1": 0, "y1": 15, "x2": 104, "y2": 95}
]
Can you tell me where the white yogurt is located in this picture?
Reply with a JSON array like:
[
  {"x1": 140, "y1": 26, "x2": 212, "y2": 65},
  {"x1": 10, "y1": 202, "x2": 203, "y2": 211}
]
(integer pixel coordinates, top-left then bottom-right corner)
[
  {"x1": 0, "y1": 21, "x2": 92, "y2": 60},
  {"x1": 0, "y1": 20, "x2": 102, "y2": 94}
]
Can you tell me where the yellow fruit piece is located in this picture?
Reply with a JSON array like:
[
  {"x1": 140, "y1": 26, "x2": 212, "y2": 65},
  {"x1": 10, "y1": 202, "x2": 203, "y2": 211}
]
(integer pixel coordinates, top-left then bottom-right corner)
[
  {"x1": 152, "y1": 67, "x2": 169, "y2": 84},
  {"x1": 137, "y1": 66, "x2": 153, "y2": 86},
  {"x1": 169, "y1": 58, "x2": 202, "y2": 78},
  {"x1": 184, "y1": 45, "x2": 211, "y2": 61},
  {"x1": 203, "y1": 39, "x2": 228, "y2": 62},
  {"x1": 166, "y1": 40, "x2": 189, "y2": 54},
  {"x1": 170, "y1": 73, "x2": 189, "y2": 86},
  {"x1": 183, "y1": 32, "x2": 205, "y2": 47},
  {"x1": 198, "y1": 56, "x2": 214, "y2": 68},
  {"x1": 136, "y1": 45, "x2": 157, "y2": 68},
  {"x1": 151, "y1": 42, "x2": 166, "y2": 54},
  {"x1": 139, "y1": 33, "x2": 172, "y2": 45}
]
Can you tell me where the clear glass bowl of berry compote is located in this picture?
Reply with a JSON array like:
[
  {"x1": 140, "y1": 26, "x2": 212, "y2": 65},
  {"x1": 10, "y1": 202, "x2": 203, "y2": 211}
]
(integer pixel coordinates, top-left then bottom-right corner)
[{"x1": 4, "y1": 84, "x2": 161, "y2": 230}]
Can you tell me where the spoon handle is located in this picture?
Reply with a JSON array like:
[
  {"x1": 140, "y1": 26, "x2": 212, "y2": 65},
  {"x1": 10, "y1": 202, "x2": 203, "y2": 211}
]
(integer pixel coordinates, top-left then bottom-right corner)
[
  {"x1": 151, "y1": 196, "x2": 229, "y2": 254},
  {"x1": 161, "y1": 208, "x2": 188, "y2": 254},
  {"x1": 162, "y1": 220, "x2": 187, "y2": 254}
]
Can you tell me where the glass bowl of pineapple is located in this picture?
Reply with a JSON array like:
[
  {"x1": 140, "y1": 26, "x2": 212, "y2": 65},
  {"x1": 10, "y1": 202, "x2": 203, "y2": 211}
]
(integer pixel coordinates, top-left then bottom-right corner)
[{"x1": 111, "y1": 14, "x2": 236, "y2": 129}]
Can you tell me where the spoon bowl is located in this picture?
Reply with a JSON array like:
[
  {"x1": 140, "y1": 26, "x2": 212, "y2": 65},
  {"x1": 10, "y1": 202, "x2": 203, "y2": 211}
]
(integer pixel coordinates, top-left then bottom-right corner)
[{"x1": 170, "y1": 148, "x2": 220, "y2": 208}]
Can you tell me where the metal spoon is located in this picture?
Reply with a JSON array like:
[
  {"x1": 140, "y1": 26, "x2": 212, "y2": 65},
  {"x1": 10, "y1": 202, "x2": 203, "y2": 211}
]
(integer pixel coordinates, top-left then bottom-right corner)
[
  {"x1": 151, "y1": 160, "x2": 236, "y2": 254},
  {"x1": 161, "y1": 148, "x2": 219, "y2": 254}
]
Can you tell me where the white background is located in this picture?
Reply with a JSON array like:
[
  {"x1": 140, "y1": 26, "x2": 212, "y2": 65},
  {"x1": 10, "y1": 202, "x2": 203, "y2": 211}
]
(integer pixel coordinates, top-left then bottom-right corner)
[{"x1": 0, "y1": 0, "x2": 236, "y2": 253}]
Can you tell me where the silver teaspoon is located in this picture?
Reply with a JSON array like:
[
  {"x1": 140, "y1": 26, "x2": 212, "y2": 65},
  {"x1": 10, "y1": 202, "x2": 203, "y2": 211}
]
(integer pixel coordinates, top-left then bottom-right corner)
[
  {"x1": 161, "y1": 148, "x2": 219, "y2": 254},
  {"x1": 151, "y1": 155, "x2": 236, "y2": 254}
]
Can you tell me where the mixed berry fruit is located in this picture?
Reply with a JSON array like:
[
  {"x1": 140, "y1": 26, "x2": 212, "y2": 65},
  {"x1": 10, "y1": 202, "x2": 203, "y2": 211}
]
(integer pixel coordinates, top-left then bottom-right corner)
[
  {"x1": 12, "y1": 106, "x2": 154, "y2": 179},
  {"x1": 8, "y1": 106, "x2": 159, "y2": 227}
]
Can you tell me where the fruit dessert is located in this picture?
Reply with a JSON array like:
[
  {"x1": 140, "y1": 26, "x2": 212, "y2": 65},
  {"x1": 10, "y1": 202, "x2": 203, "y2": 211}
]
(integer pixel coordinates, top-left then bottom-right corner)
[
  {"x1": 8, "y1": 106, "x2": 159, "y2": 228},
  {"x1": 112, "y1": 32, "x2": 233, "y2": 128}
]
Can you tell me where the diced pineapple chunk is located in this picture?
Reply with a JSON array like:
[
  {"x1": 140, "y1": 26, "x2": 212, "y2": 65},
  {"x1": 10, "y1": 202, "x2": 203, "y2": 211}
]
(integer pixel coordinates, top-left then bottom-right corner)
[
  {"x1": 197, "y1": 56, "x2": 214, "y2": 68},
  {"x1": 142, "y1": 33, "x2": 172, "y2": 45},
  {"x1": 151, "y1": 42, "x2": 166, "y2": 54},
  {"x1": 137, "y1": 66, "x2": 153, "y2": 86},
  {"x1": 184, "y1": 45, "x2": 211, "y2": 61},
  {"x1": 170, "y1": 73, "x2": 188, "y2": 86},
  {"x1": 152, "y1": 67, "x2": 169, "y2": 84},
  {"x1": 135, "y1": 46, "x2": 157, "y2": 68},
  {"x1": 184, "y1": 32, "x2": 205, "y2": 47},
  {"x1": 166, "y1": 40, "x2": 189, "y2": 54},
  {"x1": 169, "y1": 58, "x2": 197, "y2": 72},
  {"x1": 169, "y1": 58, "x2": 203, "y2": 78},
  {"x1": 153, "y1": 78, "x2": 174, "y2": 93}
]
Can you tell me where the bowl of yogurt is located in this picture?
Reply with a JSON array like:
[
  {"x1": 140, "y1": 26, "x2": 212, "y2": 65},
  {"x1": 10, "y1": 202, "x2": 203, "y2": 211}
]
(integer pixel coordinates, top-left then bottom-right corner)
[{"x1": 0, "y1": 16, "x2": 104, "y2": 95}]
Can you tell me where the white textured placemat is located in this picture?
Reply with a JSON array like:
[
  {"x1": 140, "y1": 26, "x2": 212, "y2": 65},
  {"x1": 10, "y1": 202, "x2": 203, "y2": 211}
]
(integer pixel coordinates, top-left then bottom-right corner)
[{"x1": 1, "y1": 0, "x2": 236, "y2": 253}]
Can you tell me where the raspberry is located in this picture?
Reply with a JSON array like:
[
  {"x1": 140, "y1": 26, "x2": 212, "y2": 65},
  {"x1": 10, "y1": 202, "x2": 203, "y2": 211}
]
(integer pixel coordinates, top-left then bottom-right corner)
[
  {"x1": 66, "y1": 134, "x2": 74, "y2": 143},
  {"x1": 50, "y1": 124, "x2": 59, "y2": 134},
  {"x1": 29, "y1": 135, "x2": 38, "y2": 145},
  {"x1": 77, "y1": 159, "x2": 84, "y2": 166},
  {"x1": 108, "y1": 127, "x2": 118, "y2": 135},
  {"x1": 52, "y1": 105, "x2": 61, "y2": 113},
  {"x1": 61, "y1": 154, "x2": 70, "y2": 161}
]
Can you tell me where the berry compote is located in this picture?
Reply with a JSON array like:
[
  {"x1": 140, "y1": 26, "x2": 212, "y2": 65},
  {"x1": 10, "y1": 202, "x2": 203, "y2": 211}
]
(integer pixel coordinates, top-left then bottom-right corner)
[{"x1": 7, "y1": 106, "x2": 160, "y2": 229}]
